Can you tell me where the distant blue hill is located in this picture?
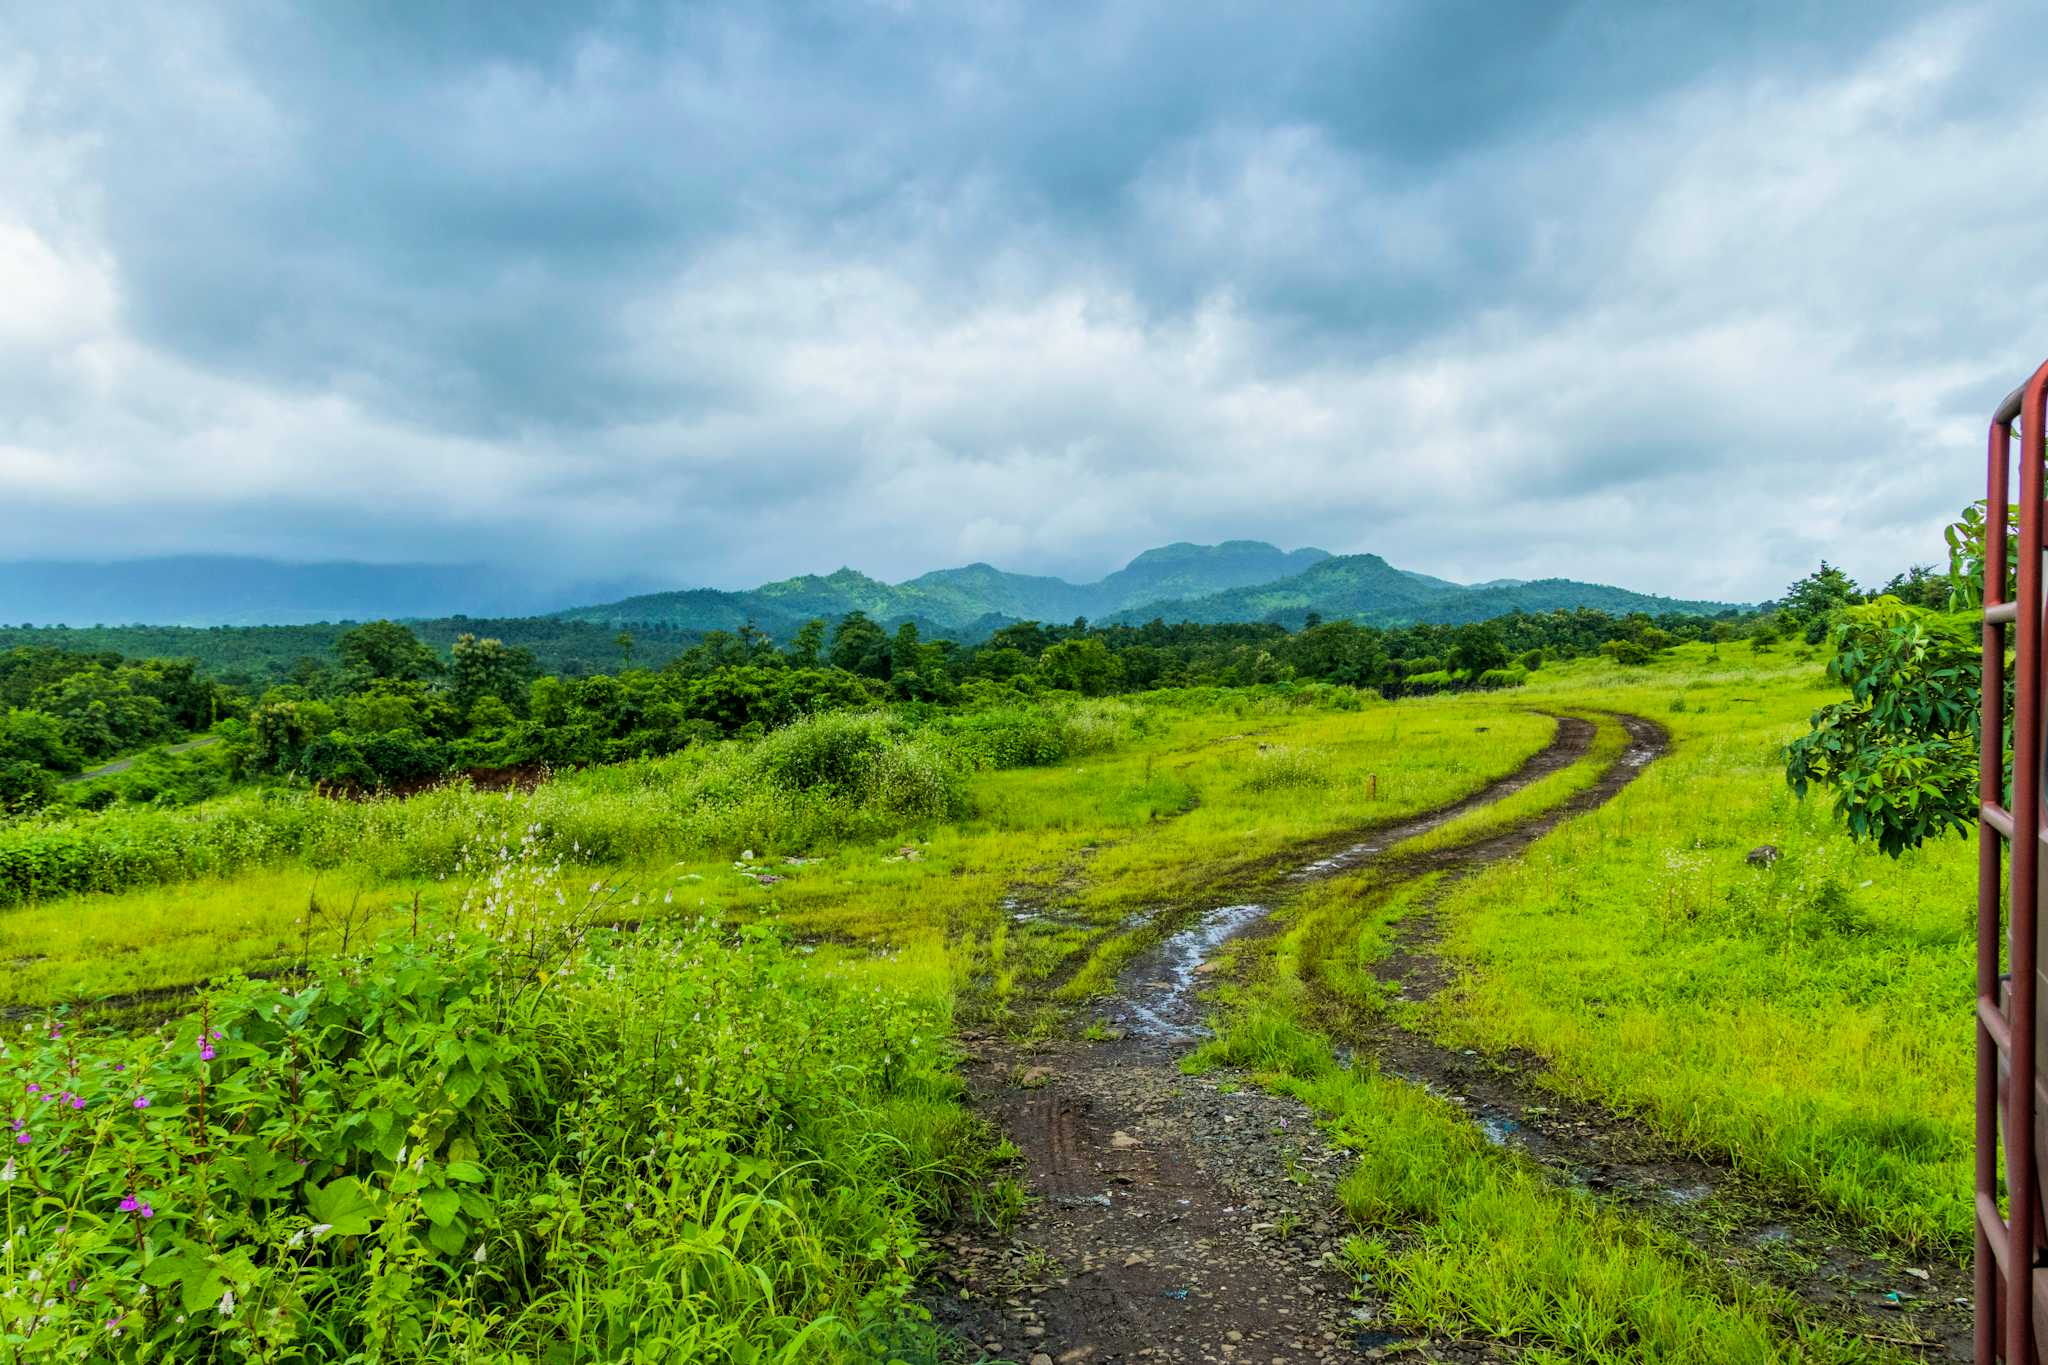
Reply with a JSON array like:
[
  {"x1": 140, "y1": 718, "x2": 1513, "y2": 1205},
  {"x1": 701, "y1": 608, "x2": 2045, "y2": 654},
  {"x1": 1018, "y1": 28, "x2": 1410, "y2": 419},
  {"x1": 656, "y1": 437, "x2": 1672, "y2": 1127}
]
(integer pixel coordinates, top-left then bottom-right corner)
[{"x1": 0, "y1": 557, "x2": 661, "y2": 627}]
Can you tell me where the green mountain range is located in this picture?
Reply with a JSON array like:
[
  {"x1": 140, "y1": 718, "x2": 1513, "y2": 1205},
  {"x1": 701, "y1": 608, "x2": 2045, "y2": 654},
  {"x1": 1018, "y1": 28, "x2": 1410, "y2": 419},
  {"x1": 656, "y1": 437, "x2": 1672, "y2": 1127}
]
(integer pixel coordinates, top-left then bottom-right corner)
[
  {"x1": 560, "y1": 542, "x2": 1744, "y2": 638},
  {"x1": 1100, "y1": 553, "x2": 1736, "y2": 627}
]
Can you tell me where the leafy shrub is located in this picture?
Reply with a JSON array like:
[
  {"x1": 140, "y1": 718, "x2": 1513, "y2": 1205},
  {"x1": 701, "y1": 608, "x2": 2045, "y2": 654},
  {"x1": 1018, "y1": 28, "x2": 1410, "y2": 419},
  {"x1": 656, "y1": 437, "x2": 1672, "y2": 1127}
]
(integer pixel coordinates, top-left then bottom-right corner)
[
  {"x1": 1785, "y1": 598, "x2": 1979, "y2": 856},
  {"x1": 942, "y1": 708, "x2": 1073, "y2": 769},
  {"x1": 79, "y1": 744, "x2": 236, "y2": 809},
  {"x1": 1600, "y1": 639, "x2": 1654, "y2": 666},
  {"x1": 0, "y1": 846, "x2": 981, "y2": 1360},
  {"x1": 1473, "y1": 666, "x2": 1529, "y2": 690}
]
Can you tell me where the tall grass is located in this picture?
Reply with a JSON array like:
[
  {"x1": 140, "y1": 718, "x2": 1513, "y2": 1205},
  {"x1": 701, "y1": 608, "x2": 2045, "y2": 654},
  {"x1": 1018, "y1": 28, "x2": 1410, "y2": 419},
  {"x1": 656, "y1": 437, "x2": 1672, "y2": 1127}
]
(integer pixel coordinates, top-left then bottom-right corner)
[
  {"x1": 0, "y1": 840, "x2": 989, "y2": 1361},
  {"x1": 0, "y1": 708, "x2": 1085, "y2": 906}
]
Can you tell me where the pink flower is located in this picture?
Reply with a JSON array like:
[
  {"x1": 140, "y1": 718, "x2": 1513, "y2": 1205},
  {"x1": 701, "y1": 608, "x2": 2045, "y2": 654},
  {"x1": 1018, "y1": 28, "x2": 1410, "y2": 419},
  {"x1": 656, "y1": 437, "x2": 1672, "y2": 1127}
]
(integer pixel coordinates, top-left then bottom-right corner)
[{"x1": 132, "y1": 1097, "x2": 150, "y2": 1110}]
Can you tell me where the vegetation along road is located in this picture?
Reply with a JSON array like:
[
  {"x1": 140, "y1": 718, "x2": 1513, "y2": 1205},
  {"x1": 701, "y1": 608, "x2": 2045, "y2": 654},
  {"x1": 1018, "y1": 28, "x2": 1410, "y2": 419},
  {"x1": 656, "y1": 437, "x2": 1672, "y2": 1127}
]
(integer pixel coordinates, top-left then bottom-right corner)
[{"x1": 65, "y1": 735, "x2": 222, "y2": 783}]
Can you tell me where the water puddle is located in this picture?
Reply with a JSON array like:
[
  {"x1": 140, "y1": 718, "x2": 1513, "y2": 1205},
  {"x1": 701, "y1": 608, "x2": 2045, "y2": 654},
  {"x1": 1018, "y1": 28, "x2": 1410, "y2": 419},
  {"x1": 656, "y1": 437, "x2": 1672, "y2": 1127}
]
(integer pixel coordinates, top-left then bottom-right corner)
[
  {"x1": 1477, "y1": 1114, "x2": 1523, "y2": 1146},
  {"x1": 1115, "y1": 903, "x2": 1270, "y2": 1040},
  {"x1": 1295, "y1": 843, "x2": 1383, "y2": 878}
]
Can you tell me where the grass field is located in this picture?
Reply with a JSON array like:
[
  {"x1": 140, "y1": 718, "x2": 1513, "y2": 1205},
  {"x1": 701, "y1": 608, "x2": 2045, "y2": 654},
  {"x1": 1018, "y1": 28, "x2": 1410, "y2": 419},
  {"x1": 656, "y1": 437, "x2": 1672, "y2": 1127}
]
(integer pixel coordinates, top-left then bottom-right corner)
[
  {"x1": 0, "y1": 643, "x2": 1982, "y2": 1360},
  {"x1": 1428, "y1": 646, "x2": 1973, "y2": 1255}
]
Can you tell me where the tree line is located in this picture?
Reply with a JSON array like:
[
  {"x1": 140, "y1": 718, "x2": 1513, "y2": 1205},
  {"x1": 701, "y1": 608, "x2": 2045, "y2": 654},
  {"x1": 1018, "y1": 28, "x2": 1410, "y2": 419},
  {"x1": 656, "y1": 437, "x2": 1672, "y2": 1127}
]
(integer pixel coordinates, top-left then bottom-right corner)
[{"x1": 0, "y1": 596, "x2": 1783, "y2": 812}]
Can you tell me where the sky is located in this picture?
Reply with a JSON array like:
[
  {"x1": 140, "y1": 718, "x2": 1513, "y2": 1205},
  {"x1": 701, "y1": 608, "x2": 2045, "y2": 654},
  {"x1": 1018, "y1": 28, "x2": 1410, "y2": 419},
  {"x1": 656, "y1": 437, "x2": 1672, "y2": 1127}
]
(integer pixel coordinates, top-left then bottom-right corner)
[{"x1": 1, "y1": 0, "x2": 2042, "y2": 603}]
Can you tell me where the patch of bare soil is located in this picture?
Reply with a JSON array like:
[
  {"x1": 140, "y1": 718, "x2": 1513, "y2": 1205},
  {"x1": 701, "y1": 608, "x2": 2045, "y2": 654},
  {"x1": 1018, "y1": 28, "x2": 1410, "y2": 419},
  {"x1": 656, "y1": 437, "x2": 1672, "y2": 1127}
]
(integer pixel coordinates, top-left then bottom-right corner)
[{"x1": 930, "y1": 1036, "x2": 1501, "y2": 1363}]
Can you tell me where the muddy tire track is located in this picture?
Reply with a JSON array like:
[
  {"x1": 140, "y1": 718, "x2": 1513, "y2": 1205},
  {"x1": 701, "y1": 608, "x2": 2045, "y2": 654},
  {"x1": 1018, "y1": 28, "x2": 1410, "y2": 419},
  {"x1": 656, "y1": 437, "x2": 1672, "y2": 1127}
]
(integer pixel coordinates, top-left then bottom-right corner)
[
  {"x1": 932, "y1": 711, "x2": 1961, "y2": 1362},
  {"x1": 1343, "y1": 715, "x2": 1971, "y2": 1360},
  {"x1": 995, "y1": 716, "x2": 1602, "y2": 1015},
  {"x1": 930, "y1": 713, "x2": 1629, "y2": 1364}
]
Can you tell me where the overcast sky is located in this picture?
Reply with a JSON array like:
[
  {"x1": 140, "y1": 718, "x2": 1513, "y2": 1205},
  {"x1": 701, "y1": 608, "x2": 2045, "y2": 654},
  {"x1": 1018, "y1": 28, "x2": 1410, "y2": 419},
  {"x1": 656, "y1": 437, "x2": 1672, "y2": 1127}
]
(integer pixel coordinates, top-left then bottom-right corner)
[{"x1": 2, "y1": 1, "x2": 2041, "y2": 601}]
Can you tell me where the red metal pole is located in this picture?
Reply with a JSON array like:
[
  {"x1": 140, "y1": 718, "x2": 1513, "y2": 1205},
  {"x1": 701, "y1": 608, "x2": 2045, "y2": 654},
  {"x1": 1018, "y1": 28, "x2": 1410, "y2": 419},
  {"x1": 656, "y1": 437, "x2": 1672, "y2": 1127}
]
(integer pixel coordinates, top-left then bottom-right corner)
[
  {"x1": 2010, "y1": 367, "x2": 2048, "y2": 1364},
  {"x1": 1984, "y1": 415, "x2": 2012, "y2": 1363}
]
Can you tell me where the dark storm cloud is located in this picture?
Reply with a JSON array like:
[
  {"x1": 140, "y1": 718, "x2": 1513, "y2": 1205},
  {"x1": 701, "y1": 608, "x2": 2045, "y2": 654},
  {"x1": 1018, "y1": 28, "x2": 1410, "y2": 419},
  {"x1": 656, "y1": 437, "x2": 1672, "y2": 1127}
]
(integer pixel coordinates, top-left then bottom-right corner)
[{"x1": 0, "y1": 1, "x2": 2034, "y2": 599}]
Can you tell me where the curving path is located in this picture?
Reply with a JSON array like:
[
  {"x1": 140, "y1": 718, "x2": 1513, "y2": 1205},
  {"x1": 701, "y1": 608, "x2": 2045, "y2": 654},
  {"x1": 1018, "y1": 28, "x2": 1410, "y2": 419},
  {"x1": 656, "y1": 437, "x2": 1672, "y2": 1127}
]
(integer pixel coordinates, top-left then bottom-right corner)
[{"x1": 934, "y1": 712, "x2": 1667, "y2": 1364}]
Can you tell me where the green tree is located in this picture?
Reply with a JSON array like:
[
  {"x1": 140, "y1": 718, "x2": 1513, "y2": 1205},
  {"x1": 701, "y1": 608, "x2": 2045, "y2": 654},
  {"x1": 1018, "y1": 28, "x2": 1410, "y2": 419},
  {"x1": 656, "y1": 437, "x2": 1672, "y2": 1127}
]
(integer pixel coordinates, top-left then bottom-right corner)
[
  {"x1": 1037, "y1": 638, "x2": 1124, "y2": 696},
  {"x1": 1283, "y1": 621, "x2": 1390, "y2": 688},
  {"x1": 1786, "y1": 598, "x2": 1979, "y2": 856},
  {"x1": 343, "y1": 686, "x2": 423, "y2": 735},
  {"x1": 337, "y1": 621, "x2": 442, "y2": 687},
  {"x1": 247, "y1": 699, "x2": 337, "y2": 772},
  {"x1": 1779, "y1": 563, "x2": 1862, "y2": 623},
  {"x1": 1880, "y1": 564, "x2": 1951, "y2": 611},
  {"x1": 828, "y1": 612, "x2": 892, "y2": 679},
  {"x1": 890, "y1": 622, "x2": 923, "y2": 678},
  {"x1": 1447, "y1": 623, "x2": 1509, "y2": 677},
  {"x1": 450, "y1": 634, "x2": 535, "y2": 716},
  {"x1": 787, "y1": 619, "x2": 827, "y2": 668}
]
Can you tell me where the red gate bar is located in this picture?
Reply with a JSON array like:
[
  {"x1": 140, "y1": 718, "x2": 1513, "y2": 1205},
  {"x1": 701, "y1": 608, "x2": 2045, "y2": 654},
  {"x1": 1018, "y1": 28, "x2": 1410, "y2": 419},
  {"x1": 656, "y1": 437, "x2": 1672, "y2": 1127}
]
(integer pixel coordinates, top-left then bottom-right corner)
[{"x1": 1978, "y1": 360, "x2": 2048, "y2": 1362}]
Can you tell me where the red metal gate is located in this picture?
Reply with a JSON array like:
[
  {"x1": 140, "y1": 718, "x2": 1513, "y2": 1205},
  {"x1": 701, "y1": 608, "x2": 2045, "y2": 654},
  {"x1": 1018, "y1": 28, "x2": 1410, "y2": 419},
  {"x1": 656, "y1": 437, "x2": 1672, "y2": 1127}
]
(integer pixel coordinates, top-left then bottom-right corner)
[{"x1": 1979, "y1": 362, "x2": 2048, "y2": 1362}]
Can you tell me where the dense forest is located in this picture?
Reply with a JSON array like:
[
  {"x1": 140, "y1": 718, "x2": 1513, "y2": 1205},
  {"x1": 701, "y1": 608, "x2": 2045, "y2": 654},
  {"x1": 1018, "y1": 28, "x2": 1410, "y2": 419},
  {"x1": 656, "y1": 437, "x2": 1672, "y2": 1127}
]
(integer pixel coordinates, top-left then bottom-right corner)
[{"x1": 0, "y1": 561, "x2": 1898, "y2": 814}]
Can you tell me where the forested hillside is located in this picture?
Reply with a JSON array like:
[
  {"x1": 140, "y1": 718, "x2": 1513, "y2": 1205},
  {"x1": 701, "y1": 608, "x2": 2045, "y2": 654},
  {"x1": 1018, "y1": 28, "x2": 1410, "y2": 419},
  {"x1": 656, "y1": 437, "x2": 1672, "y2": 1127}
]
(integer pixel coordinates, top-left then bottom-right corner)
[
  {"x1": 1107, "y1": 553, "x2": 1741, "y2": 626},
  {"x1": 558, "y1": 539, "x2": 1333, "y2": 632}
]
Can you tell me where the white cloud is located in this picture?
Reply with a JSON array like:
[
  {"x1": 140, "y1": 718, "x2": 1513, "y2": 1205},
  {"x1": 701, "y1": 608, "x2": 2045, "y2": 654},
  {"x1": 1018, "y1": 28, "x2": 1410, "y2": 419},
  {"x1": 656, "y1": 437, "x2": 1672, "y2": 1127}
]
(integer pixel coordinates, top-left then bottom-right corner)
[{"x1": 0, "y1": 1, "x2": 2036, "y2": 608}]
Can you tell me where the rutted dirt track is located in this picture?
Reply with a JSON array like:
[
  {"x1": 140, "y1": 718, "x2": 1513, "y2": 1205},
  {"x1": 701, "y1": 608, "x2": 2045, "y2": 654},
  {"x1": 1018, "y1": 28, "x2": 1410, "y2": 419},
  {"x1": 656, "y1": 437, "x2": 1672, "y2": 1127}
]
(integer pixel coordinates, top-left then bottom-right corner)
[{"x1": 929, "y1": 713, "x2": 1967, "y2": 1364}]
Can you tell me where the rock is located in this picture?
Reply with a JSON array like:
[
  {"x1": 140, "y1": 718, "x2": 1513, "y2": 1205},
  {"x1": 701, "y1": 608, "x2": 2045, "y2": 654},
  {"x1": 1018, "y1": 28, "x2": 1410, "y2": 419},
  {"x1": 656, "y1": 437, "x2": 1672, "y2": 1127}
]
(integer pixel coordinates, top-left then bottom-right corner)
[
  {"x1": 1745, "y1": 844, "x2": 1781, "y2": 868},
  {"x1": 1031, "y1": 1355, "x2": 1055, "y2": 1365},
  {"x1": 1019, "y1": 1066, "x2": 1054, "y2": 1087},
  {"x1": 1109, "y1": 1131, "x2": 1140, "y2": 1149}
]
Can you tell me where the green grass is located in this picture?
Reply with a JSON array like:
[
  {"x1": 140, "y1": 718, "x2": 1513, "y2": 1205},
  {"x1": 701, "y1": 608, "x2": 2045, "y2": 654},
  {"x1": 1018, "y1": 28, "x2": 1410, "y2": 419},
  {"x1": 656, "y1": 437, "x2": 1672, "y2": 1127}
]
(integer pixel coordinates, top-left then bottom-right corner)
[
  {"x1": 2, "y1": 693, "x2": 1551, "y2": 1024},
  {"x1": 1192, "y1": 1006, "x2": 1911, "y2": 1364},
  {"x1": 1, "y1": 648, "x2": 1983, "y2": 1359},
  {"x1": 1173, "y1": 644, "x2": 1972, "y2": 1358},
  {"x1": 1420, "y1": 644, "x2": 1974, "y2": 1256},
  {"x1": 1395, "y1": 709, "x2": 1631, "y2": 857}
]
